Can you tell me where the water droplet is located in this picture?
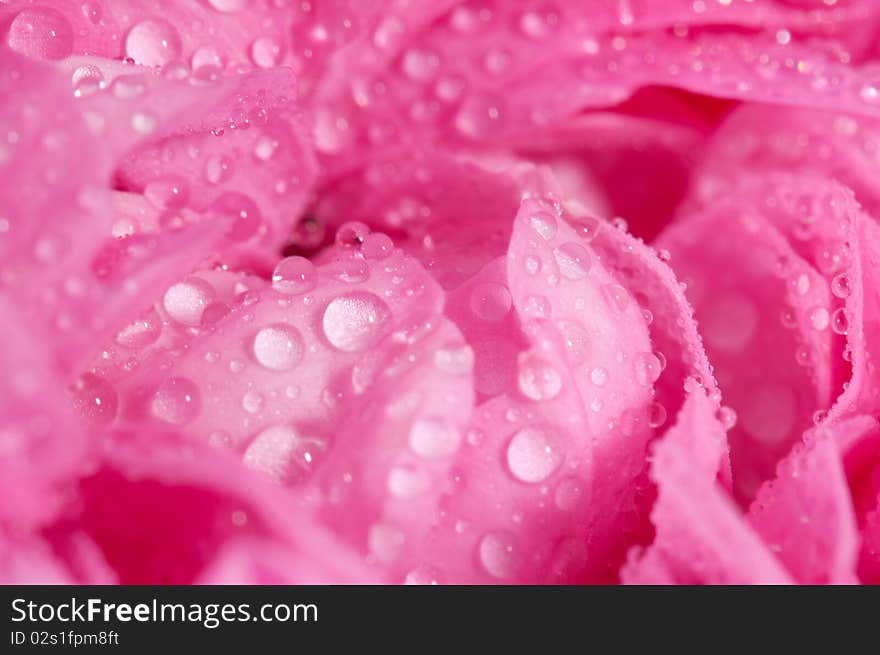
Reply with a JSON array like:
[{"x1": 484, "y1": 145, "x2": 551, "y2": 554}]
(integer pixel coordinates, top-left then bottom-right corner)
[
  {"x1": 361, "y1": 233, "x2": 394, "y2": 260},
  {"x1": 434, "y1": 344, "x2": 474, "y2": 375},
  {"x1": 454, "y1": 93, "x2": 504, "y2": 138},
  {"x1": 590, "y1": 367, "x2": 608, "y2": 387},
  {"x1": 528, "y1": 211, "x2": 558, "y2": 240},
  {"x1": 569, "y1": 216, "x2": 601, "y2": 242},
  {"x1": 553, "y1": 242, "x2": 591, "y2": 280},
  {"x1": 115, "y1": 310, "x2": 162, "y2": 347},
  {"x1": 322, "y1": 292, "x2": 392, "y2": 352},
  {"x1": 125, "y1": 19, "x2": 182, "y2": 67},
  {"x1": 71, "y1": 373, "x2": 118, "y2": 425},
  {"x1": 151, "y1": 377, "x2": 201, "y2": 425},
  {"x1": 808, "y1": 306, "x2": 830, "y2": 331},
  {"x1": 831, "y1": 273, "x2": 851, "y2": 298},
  {"x1": 204, "y1": 155, "x2": 233, "y2": 184},
  {"x1": 648, "y1": 402, "x2": 667, "y2": 428},
  {"x1": 241, "y1": 390, "x2": 265, "y2": 414},
  {"x1": 633, "y1": 352, "x2": 662, "y2": 386},
  {"x1": 207, "y1": 0, "x2": 247, "y2": 13},
  {"x1": 144, "y1": 176, "x2": 189, "y2": 209},
  {"x1": 163, "y1": 277, "x2": 215, "y2": 326},
  {"x1": 524, "y1": 254, "x2": 542, "y2": 276},
  {"x1": 72, "y1": 65, "x2": 104, "y2": 97},
  {"x1": 478, "y1": 531, "x2": 517, "y2": 579},
  {"x1": 506, "y1": 426, "x2": 562, "y2": 483},
  {"x1": 252, "y1": 324, "x2": 304, "y2": 371},
  {"x1": 335, "y1": 221, "x2": 370, "y2": 248},
  {"x1": 519, "y1": 8, "x2": 559, "y2": 40},
  {"x1": 387, "y1": 463, "x2": 431, "y2": 499},
  {"x1": 272, "y1": 256, "x2": 317, "y2": 295},
  {"x1": 8, "y1": 8, "x2": 74, "y2": 60},
  {"x1": 812, "y1": 409, "x2": 828, "y2": 426},
  {"x1": 251, "y1": 36, "x2": 282, "y2": 68},
  {"x1": 469, "y1": 282, "x2": 512, "y2": 321},
  {"x1": 554, "y1": 476, "x2": 585, "y2": 511},
  {"x1": 243, "y1": 424, "x2": 329, "y2": 484},
  {"x1": 210, "y1": 192, "x2": 262, "y2": 241},
  {"x1": 401, "y1": 48, "x2": 440, "y2": 81},
  {"x1": 831, "y1": 307, "x2": 849, "y2": 335},
  {"x1": 717, "y1": 405, "x2": 737, "y2": 431},
  {"x1": 517, "y1": 354, "x2": 562, "y2": 401},
  {"x1": 409, "y1": 418, "x2": 461, "y2": 459},
  {"x1": 556, "y1": 319, "x2": 590, "y2": 366},
  {"x1": 602, "y1": 284, "x2": 629, "y2": 312},
  {"x1": 368, "y1": 523, "x2": 405, "y2": 564}
]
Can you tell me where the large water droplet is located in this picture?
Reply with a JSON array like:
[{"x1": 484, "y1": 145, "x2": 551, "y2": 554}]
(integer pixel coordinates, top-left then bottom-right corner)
[
  {"x1": 7, "y1": 8, "x2": 74, "y2": 61},
  {"x1": 506, "y1": 426, "x2": 563, "y2": 483},
  {"x1": 253, "y1": 324, "x2": 304, "y2": 371},
  {"x1": 322, "y1": 292, "x2": 392, "y2": 352},
  {"x1": 151, "y1": 377, "x2": 201, "y2": 425},
  {"x1": 163, "y1": 277, "x2": 215, "y2": 326},
  {"x1": 251, "y1": 36, "x2": 283, "y2": 68},
  {"x1": 831, "y1": 272, "x2": 851, "y2": 298},
  {"x1": 409, "y1": 418, "x2": 461, "y2": 459},
  {"x1": 553, "y1": 242, "x2": 591, "y2": 280},
  {"x1": 125, "y1": 19, "x2": 182, "y2": 67},
  {"x1": 517, "y1": 354, "x2": 562, "y2": 401},
  {"x1": 478, "y1": 531, "x2": 517, "y2": 579},
  {"x1": 831, "y1": 307, "x2": 849, "y2": 335},
  {"x1": 272, "y1": 256, "x2": 317, "y2": 295}
]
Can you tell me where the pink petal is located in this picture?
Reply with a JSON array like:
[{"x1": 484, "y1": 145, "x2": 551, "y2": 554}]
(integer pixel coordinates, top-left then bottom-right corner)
[{"x1": 623, "y1": 390, "x2": 792, "y2": 585}]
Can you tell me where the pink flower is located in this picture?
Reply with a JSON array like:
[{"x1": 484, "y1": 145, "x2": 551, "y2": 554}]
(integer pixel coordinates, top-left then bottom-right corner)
[{"x1": 1, "y1": 0, "x2": 879, "y2": 584}]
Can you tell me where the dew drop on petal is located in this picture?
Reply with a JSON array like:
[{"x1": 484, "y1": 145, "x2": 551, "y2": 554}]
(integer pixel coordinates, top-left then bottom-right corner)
[
  {"x1": 633, "y1": 352, "x2": 662, "y2": 386},
  {"x1": 648, "y1": 401, "x2": 667, "y2": 428},
  {"x1": 253, "y1": 324, "x2": 304, "y2": 371},
  {"x1": 528, "y1": 211, "x2": 558, "y2": 240},
  {"x1": 151, "y1": 377, "x2": 201, "y2": 425},
  {"x1": 409, "y1": 418, "x2": 462, "y2": 459},
  {"x1": 590, "y1": 367, "x2": 608, "y2": 387},
  {"x1": 517, "y1": 354, "x2": 562, "y2": 401},
  {"x1": 71, "y1": 373, "x2": 118, "y2": 425},
  {"x1": 125, "y1": 19, "x2": 182, "y2": 67},
  {"x1": 553, "y1": 242, "x2": 591, "y2": 280},
  {"x1": 602, "y1": 284, "x2": 629, "y2": 313},
  {"x1": 241, "y1": 390, "x2": 265, "y2": 414},
  {"x1": 831, "y1": 307, "x2": 849, "y2": 335},
  {"x1": 115, "y1": 311, "x2": 162, "y2": 348},
  {"x1": 243, "y1": 424, "x2": 328, "y2": 484},
  {"x1": 554, "y1": 476, "x2": 586, "y2": 511},
  {"x1": 808, "y1": 306, "x2": 830, "y2": 331},
  {"x1": 469, "y1": 282, "x2": 512, "y2": 321},
  {"x1": 211, "y1": 192, "x2": 262, "y2": 241},
  {"x1": 322, "y1": 292, "x2": 392, "y2": 352},
  {"x1": 207, "y1": 0, "x2": 247, "y2": 13},
  {"x1": 7, "y1": 8, "x2": 74, "y2": 61},
  {"x1": 506, "y1": 426, "x2": 563, "y2": 483},
  {"x1": 163, "y1": 277, "x2": 215, "y2": 326},
  {"x1": 831, "y1": 273, "x2": 851, "y2": 299},
  {"x1": 387, "y1": 464, "x2": 431, "y2": 499},
  {"x1": 368, "y1": 523, "x2": 405, "y2": 564},
  {"x1": 251, "y1": 36, "x2": 283, "y2": 68},
  {"x1": 361, "y1": 233, "x2": 394, "y2": 260},
  {"x1": 478, "y1": 531, "x2": 517, "y2": 579},
  {"x1": 717, "y1": 405, "x2": 737, "y2": 431},
  {"x1": 272, "y1": 256, "x2": 317, "y2": 295}
]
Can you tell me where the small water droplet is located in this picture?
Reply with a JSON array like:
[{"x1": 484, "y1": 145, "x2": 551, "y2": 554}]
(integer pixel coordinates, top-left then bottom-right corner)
[
  {"x1": 517, "y1": 354, "x2": 562, "y2": 401},
  {"x1": 528, "y1": 211, "x2": 558, "y2": 240},
  {"x1": 831, "y1": 273, "x2": 851, "y2": 298},
  {"x1": 361, "y1": 233, "x2": 394, "y2": 260},
  {"x1": 717, "y1": 405, "x2": 737, "y2": 430},
  {"x1": 478, "y1": 531, "x2": 517, "y2": 579},
  {"x1": 251, "y1": 36, "x2": 283, "y2": 68},
  {"x1": 243, "y1": 424, "x2": 329, "y2": 484},
  {"x1": 241, "y1": 390, "x2": 265, "y2": 414},
  {"x1": 590, "y1": 367, "x2": 608, "y2": 387},
  {"x1": 633, "y1": 352, "x2": 662, "y2": 386},
  {"x1": 648, "y1": 401, "x2": 667, "y2": 428},
  {"x1": 71, "y1": 373, "x2": 118, "y2": 425},
  {"x1": 210, "y1": 192, "x2": 262, "y2": 241},
  {"x1": 387, "y1": 463, "x2": 431, "y2": 499},
  {"x1": 831, "y1": 307, "x2": 849, "y2": 335},
  {"x1": 506, "y1": 425, "x2": 562, "y2": 483},
  {"x1": 808, "y1": 306, "x2": 830, "y2": 331}
]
